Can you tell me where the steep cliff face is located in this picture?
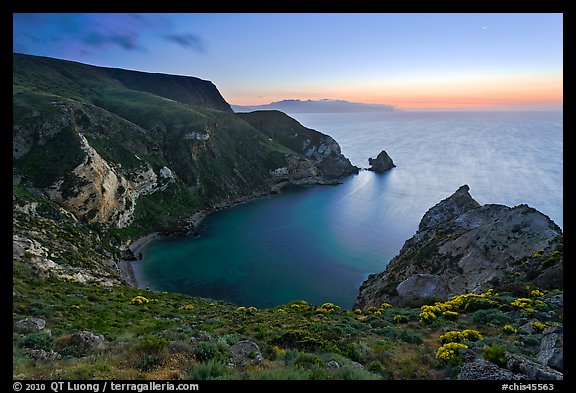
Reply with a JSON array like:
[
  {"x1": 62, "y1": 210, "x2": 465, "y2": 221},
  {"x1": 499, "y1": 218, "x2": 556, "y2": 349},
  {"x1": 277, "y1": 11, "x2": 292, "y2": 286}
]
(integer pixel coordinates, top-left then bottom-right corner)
[
  {"x1": 14, "y1": 54, "x2": 356, "y2": 237},
  {"x1": 104, "y1": 67, "x2": 233, "y2": 112},
  {"x1": 237, "y1": 110, "x2": 359, "y2": 178},
  {"x1": 13, "y1": 53, "x2": 232, "y2": 112},
  {"x1": 356, "y1": 185, "x2": 563, "y2": 309}
]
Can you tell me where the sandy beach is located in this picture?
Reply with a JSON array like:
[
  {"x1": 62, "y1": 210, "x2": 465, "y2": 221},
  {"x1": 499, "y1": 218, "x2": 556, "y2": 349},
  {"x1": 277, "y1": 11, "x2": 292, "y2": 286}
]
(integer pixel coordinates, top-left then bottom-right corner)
[
  {"x1": 117, "y1": 232, "x2": 161, "y2": 288},
  {"x1": 129, "y1": 232, "x2": 160, "y2": 258}
]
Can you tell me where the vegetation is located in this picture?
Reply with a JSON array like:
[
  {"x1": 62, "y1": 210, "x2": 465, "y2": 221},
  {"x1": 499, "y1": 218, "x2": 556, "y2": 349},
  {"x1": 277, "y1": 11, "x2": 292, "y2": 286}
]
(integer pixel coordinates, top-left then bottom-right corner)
[
  {"x1": 13, "y1": 246, "x2": 563, "y2": 380},
  {"x1": 12, "y1": 53, "x2": 564, "y2": 381}
]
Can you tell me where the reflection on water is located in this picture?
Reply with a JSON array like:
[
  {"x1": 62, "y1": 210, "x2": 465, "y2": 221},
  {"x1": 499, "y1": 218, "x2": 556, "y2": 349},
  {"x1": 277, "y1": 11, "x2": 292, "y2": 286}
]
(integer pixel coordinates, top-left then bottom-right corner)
[{"x1": 138, "y1": 111, "x2": 563, "y2": 309}]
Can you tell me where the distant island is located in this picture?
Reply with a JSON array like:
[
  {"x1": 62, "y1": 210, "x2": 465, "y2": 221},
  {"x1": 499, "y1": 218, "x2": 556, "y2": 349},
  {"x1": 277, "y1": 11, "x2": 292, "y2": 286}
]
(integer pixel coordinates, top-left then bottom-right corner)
[{"x1": 232, "y1": 99, "x2": 397, "y2": 114}]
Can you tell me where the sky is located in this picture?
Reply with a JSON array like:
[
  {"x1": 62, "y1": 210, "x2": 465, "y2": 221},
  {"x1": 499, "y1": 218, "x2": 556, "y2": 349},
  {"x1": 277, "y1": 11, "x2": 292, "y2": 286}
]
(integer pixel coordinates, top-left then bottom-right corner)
[{"x1": 13, "y1": 13, "x2": 563, "y2": 111}]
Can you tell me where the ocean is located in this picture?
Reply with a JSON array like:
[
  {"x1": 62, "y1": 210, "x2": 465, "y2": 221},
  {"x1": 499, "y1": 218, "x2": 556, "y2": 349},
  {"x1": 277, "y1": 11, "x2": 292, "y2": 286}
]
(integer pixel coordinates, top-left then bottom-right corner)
[{"x1": 135, "y1": 111, "x2": 563, "y2": 309}]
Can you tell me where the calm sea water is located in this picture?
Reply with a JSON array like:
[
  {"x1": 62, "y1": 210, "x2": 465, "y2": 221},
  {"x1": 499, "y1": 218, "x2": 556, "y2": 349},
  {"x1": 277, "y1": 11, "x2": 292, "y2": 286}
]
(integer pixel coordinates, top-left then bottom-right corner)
[{"x1": 136, "y1": 111, "x2": 563, "y2": 309}]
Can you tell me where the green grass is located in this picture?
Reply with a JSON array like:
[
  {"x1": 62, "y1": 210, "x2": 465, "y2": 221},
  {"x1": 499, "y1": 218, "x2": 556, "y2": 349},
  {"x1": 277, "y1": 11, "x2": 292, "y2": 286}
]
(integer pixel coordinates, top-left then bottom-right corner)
[{"x1": 12, "y1": 253, "x2": 563, "y2": 380}]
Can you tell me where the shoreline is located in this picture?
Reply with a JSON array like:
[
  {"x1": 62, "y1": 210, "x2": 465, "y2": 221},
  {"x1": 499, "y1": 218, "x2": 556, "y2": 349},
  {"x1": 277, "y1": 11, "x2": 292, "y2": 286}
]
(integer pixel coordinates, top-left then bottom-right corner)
[
  {"x1": 118, "y1": 232, "x2": 161, "y2": 289},
  {"x1": 117, "y1": 178, "x2": 350, "y2": 289}
]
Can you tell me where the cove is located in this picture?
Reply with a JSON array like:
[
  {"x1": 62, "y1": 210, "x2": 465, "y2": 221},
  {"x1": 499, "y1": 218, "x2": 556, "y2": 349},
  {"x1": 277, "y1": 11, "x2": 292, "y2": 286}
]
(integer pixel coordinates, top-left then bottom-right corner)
[
  {"x1": 135, "y1": 111, "x2": 562, "y2": 310},
  {"x1": 135, "y1": 170, "x2": 413, "y2": 309}
]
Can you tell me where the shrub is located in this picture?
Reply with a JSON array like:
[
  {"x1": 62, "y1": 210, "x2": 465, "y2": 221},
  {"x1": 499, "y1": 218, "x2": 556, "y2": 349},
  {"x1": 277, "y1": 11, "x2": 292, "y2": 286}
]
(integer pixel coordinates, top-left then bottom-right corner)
[
  {"x1": 315, "y1": 303, "x2": 340, "y2": 314},
  {"x1": 295, "y1": 352, "x2": 324, "y2": 369},
  {"x1": 531, "y1": 321, "x2": 549, "y2": 333},
  {"x1": 419, "y1": 311, "x2": 437, "y2": 323},
  {"x1": 393, "y1": 314, "x2": 408, "y2": 324},
  {"x1": 19, "y1": 332, "x2": 55, "y2": 351},
  {"x1": 530, "y1": 289, "x2": 544, "y2": 297},
  {"x1": 460, "y1": 329, "x2": 483, "y2": 342},
  {"x1": 136, "y1": 335, "x2": 169, "y2": 353},
  {"x1": 377, "y1": 326, "x2": 423, "y2": 344},
  {"x1": 270, "y1": 329, "x2": 335, "y2": 352},
  {"x1": 511, "y1": 298, "x2": 533, "y2": 312},
  {"x1": 333, "y1": 365, "x2": 381, "y2": 380},
  {"x1": 442, "y1": 311, "x2": 459, "y2": 320},
  {"x1": 193, "y1": 342, "x2": 219, "y2": 362},
  {"x1": 136, "y1": 354, "x2": 163, "y2": 371},
  {"x1": 130, "y1": 295, "x2": 149, "y2": 305},
  {"x1": 253, "y1": 368, "x2": 311, "y2": 380},
  {"x1": 439, "y1": 329, "x2": 483, "y2": 344},
  {"x1": 436, "y1": 342, "x2": 468, "y2": 366},
  {"x1": 368, "y1": 360, "x2": 384, "y2": 373},
  {"x1": 439, "y1": 331, "x2": 462, "y2": 344},
  {"x1": 502, "y1": 324, "x2": 518, "y2": 335},
  {"x1": 190, "y1": 360, "x2": 233, "y2": 380},
  {"x1": 470, "y1": 309, "x2": 512, "y2": 325},
  {"x1": 483, "y1": 344, "x2": 507, "y2": 367}
]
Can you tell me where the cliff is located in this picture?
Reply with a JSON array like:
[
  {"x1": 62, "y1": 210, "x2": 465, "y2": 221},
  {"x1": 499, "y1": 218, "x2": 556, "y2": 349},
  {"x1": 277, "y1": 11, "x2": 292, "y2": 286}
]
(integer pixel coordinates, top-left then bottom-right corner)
[
  {"x1": 237, "y1": 110, "x2": 359, "y2": 178},
  {"x1": 13, "y1": 54, "x2": 355, "y2": 237},
  {"x1": 356, "y1": 185, "x2": 563, "y2": 309},
  {"x1": 13, "y1": 53, "x2": 232, "y2": 112}
]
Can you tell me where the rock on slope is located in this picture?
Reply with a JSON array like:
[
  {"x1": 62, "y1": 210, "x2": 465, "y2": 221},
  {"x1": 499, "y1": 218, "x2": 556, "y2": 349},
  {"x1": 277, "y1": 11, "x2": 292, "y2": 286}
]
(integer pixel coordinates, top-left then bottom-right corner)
[{"x1": 356, "y1": 185, "x2": 563, "y2": 309}]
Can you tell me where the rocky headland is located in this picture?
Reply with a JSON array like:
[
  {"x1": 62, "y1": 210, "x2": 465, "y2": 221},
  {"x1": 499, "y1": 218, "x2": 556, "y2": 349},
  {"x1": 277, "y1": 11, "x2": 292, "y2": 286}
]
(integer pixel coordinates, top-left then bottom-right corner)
[{"x1": 356, "y1": 185, "x2": 563, "y2": 309}]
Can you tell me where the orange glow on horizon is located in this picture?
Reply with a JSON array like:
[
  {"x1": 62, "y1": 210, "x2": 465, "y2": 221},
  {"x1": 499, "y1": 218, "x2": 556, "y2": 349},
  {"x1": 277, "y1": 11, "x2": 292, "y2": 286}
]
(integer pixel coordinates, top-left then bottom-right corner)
[{"x1": 226, "y1": 75, "x2": 562, "y2": 111}]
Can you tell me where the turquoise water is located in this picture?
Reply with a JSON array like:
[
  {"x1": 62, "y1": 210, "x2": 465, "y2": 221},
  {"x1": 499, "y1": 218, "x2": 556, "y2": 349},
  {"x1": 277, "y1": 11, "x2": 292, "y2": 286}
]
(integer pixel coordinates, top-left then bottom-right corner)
[
  {"x1": 137, "y1": 111, "x2": 563, "y2": 309},
  {"x1": 137, "y1": 172, "x2": 405, "y2": 309}
]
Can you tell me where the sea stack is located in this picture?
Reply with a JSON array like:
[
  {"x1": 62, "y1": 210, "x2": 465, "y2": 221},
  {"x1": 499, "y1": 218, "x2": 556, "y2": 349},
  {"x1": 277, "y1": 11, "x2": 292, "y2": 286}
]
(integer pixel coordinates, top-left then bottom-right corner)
[{"x1": 368, "y1": 150, "x2": 396, "y2": 172}]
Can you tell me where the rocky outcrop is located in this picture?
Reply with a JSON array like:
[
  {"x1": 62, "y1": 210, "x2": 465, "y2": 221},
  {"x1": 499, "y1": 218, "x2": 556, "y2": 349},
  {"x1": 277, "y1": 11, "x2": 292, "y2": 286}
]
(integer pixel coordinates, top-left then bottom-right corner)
[
  {"x1": 68, "y1": 331, "x2": 106, "y2": 352},
  {"x1": 15, "y1": 317, "x2": 46, "y2": 333},
  {"x1": 538, "y1": 327, "x2": 563, "y2": 372},
  {"x1": 368, "y1": 150, "x2": 395, "y2": 173},
  {"x1": 395, "y1": 274, "x2": 453, "y2": 302},
  {"x1": 355, "y1": 185, "x2": 563, "y2": 309},
  {"x1": 458, "y1": 359, "x2": 527, "y2": 380},
  {"x1": 237, "y1": 110, "x2": 359, "y2": 178},
  {"x1": 228, "y1": 340, "x2": 263, "y2": 367},
  {"x1": 12, "y1": 234, "x2": 122, "y2": 286},
  {"x1": 506, "y1": 353, "x2": 563, "y2": 380}
]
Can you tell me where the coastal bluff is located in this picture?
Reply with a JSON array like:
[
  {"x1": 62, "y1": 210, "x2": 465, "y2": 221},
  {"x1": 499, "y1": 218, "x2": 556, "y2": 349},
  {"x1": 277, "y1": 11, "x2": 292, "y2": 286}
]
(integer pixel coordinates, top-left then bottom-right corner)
[{"x1": 355, "y1": 185, "x2": 563, "y2": 309}]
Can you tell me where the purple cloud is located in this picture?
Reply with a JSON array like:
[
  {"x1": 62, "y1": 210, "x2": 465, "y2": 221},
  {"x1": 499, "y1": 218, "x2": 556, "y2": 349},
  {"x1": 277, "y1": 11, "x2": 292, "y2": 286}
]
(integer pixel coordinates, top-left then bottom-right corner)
[
  {"x1": 164, "y1": 33, "x2": 205, "y2": 52},
  {"x1": 82, "y1": 31, "x2": 144, "y2": 51}
]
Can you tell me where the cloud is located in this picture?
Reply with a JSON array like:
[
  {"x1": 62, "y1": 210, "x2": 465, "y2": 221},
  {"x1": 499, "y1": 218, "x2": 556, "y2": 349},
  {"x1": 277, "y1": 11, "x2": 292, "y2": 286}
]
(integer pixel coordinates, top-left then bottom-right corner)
[
  {"x1": 82, "y1": 31, "x2": 144, "y2": 51},
  {"x1": 163, "y1": 33, "x2": 205, "y2": 52}
]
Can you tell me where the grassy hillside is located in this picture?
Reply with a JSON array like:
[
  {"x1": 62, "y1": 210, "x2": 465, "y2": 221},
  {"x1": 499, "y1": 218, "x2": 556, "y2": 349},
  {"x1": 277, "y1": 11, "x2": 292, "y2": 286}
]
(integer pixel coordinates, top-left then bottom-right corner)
[{"x1": 13, "y1": 250, "x2": 563, "y2": 380}]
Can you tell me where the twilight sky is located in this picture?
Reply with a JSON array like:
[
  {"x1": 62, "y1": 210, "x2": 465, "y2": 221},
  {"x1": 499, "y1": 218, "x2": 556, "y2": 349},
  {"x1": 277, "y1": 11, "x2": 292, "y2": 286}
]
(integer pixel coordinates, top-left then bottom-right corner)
[{"x1": 13, "y1": 13, "x2": 563, "y2": 111}]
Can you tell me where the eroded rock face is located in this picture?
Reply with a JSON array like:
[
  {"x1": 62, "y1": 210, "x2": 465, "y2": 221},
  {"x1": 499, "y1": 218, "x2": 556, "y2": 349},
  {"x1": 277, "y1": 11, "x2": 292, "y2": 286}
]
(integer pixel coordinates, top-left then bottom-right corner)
[
  {"x1": 355, "y1": 185, "x2": 563, "y2": 309},
  {"x1": 368, "y1": 150, "x2": 396, "y2": 173},
  {"x1": 46, "y1": 134, "x2": 160, "y2": 228}
]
